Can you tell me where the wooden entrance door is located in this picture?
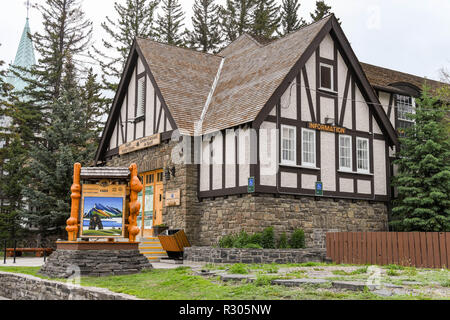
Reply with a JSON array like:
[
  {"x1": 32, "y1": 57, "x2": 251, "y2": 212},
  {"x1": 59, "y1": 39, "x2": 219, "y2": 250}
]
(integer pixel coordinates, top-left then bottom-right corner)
[
  {"x1": 138, "y1": 170, "x2": 163, "y2": 237},
  {"x1": 153, "y1": 172, "x2": 164, "y2": 228}
]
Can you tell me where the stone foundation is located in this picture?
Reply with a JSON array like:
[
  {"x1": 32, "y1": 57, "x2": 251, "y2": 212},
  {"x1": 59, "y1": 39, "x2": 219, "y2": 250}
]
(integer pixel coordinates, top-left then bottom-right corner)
[
  {"x1": 39, "y1": 249, "x2": 152, "y2": 278},
  {"x1": 196, "y1": 194, "x2": 388, "y2": 248},
  {"x1": 184, "y1": 247, "x2": 328, "y2": 264}
]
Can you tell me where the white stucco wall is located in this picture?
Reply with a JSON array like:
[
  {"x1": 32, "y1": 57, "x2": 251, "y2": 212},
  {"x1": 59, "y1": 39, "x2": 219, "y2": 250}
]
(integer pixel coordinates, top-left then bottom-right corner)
[
  {"x1": 302, "y1": 174, "x2": 317, "y2": 190},
  {"x1": 320, "y1": 131, "x2": 336, "y2": 192},
  {"x1": 280, "y1": 80, "x2": 297, "y2": 119},
  {"x1": 340, "y1": 178, "x2": 354, "y2": 193},
  {"x1": 319, "y1": 33, "x2": 334, "y2": 60},
  {"x1": 373, "y1": 139, "x2": 387, "y2": 195},
  {"x1": 281, "y1": 172, "x2": 297, "y2": 189},
  {"x1": 259, "y1": 122, "x2": 277, "y2": 186},
  {"x1": 225, "y1": 129, "x2": 236, "y2": 189},
  {"x1": 357, "y1": 179, "x2": 371, "y2": 195}
]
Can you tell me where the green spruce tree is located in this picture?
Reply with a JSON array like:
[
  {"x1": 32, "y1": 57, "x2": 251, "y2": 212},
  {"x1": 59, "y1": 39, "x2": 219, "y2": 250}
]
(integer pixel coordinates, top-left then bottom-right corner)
[
  {"x1": 390, "y1": 87, "x2": 450, "y2": 232},
  {"x1": 309, "y1": 0, "x2": 340, "y2": 24},
  {"x1": 251, "y1": 0, "x2": 281, "y2": 39},
  {"x1": 219, "y1": 0, "x2": 256, "y2": 43},
  {"x1": 187, "y1": 0, "x2": 222, "y2": 53},
  {"x1": 280, "y1": 0, "x2": 306, "y2": 35},
  {"x1": 22, "y1": 57, "x2": 98, "y2": 236},
  {"x1": 91, "y1": 0, "x2": 160, "y2": 94},
  {"x1": 155, "y1": 0, "x2": 186, "y2": 46}
]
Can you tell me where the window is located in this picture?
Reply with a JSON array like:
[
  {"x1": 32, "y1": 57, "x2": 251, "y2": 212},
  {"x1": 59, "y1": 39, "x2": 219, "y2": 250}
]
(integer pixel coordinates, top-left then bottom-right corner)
[
  {"x1": 396, "y1": 94, "x2": 416, "y2": 136},
  {"x1": 281, "y1": 125, "x2": 296, "y2": 165},
  {"x1": 136, "y1": 76, "x2": 146, "y2": 119},
  {"x1": 302, "y1": 128, "x2": 316, "y2": 167},
  {"x1": 339, "y1": 135, "x2": 352, "y2": 171},
  {"x1": 396, "y1": 95, "x2": 416, "y2": 122},
  {"x1": 320, "y1": 63, "x2": 334, "y2": 91},
  {"x1": 356, "y1": 138, "x2": 370, "y2": 173}
]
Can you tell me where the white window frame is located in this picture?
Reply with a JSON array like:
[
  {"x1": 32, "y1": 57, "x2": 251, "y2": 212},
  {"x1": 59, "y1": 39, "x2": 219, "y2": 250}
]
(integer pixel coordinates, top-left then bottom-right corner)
[
  {"x1": 319, "y1": 63, "x2": 334, "y2": 92},
  {"x1": 281, "y1": 125, "x2": 297, "y2": 166},
  {"x1": 396, "y1": 95, "x2": 416, "y2": 123},
  {"x1": 339, "y1": 135, "x2": 352, "y2": 172},
  {"x1": 301, "y1": 128, "x2": 316, "y2": 168},
  {"x1": 356, "y1": 137, "x2": 370, "y2": 174},
  {"x1": 136, "y1": 76, "x2": 146, "y2": 118}
]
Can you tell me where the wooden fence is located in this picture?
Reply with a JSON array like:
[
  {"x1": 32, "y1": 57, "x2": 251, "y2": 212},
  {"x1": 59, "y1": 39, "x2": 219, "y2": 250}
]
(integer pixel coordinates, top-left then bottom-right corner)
[{"x1": 326, "y1": 232, "x2": 450, "y2": 269}]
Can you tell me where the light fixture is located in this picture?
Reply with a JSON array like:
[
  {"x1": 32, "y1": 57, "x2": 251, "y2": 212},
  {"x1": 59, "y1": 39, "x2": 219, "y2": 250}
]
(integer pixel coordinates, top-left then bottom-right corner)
[{"x1": 325, "y1": 117, "x2": 335, "y2": 125}]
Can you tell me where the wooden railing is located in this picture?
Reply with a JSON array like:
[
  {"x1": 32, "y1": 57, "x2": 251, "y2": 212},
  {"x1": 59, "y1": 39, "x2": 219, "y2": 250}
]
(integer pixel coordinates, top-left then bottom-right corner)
[{"x1": 326, "y1": 232, "x2": 449, "y2": 269}]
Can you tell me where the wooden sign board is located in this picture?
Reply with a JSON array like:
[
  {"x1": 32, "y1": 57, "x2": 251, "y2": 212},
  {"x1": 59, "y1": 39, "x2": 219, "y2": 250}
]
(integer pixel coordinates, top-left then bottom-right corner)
[
  {"x1": 80, "y1": 184, "x2": 127, "y2": 238},
  {"x1": 119, "y1": 133, "x2": 161, "y2": 156},
  {"x1": 165, "y1": 189, "x2": 181, "y2": 207}
]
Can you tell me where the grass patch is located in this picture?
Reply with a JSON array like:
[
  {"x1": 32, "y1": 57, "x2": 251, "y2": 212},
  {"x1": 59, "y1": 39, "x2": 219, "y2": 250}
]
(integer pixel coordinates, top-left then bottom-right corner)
[
  {"x1": 0, "y1": 267, "x2": 41, "y2": 277},
  {"x1": 228, "y1": 264, "x2": 249, "y2": 275},
  {"x1": 332, "y1": 267, "x2": 368, "y2": 276}
]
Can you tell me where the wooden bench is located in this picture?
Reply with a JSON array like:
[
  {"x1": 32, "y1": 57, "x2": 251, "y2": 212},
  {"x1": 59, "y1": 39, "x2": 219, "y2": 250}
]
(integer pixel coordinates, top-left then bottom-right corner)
[
  {"x1": 5, "y1": 248, "x2": 53, "y2": 257},
  {"x1": 158, "y1": 230, "x2": 191, "y2": 259}
]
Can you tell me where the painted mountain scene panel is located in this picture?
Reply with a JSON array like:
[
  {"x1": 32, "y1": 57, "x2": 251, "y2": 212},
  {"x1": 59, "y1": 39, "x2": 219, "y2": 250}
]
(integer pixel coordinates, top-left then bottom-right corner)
[{"x1": 81, "y1": 196, "x2": 125, "y2": 237}]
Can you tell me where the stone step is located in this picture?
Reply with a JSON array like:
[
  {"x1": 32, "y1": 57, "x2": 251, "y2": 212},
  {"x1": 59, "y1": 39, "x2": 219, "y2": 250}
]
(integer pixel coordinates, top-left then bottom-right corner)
[{"x1": 139, "y1": 237, "x2": 167, "y2": 263}]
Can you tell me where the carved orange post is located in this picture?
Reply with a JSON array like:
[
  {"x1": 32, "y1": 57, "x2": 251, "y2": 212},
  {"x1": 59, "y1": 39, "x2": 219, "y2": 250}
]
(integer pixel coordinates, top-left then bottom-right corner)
[
  {"x1": 66, "y1": 163, "x2": 81, "y2": 242},
  {"x1": 128, "y1": 163, "x2": 143, "y2": 242}
]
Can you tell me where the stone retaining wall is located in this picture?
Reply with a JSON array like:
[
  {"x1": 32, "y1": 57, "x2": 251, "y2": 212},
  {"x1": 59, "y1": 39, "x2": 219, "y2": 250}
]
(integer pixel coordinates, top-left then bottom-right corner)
[
  {"x1": 0, "y1": 272, "x2": 138, "y2": 300},
  {"x1": 39, "y1": 249, "x2": 152, "y2": 278},
  {"x1": 184, "y1": 246, "x2": 328, "y2": 264}
]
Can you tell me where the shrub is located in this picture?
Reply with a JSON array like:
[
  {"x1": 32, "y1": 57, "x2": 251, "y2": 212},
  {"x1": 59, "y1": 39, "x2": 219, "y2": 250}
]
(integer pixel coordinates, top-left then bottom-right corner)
[
  {"x1": 261, "y1": 227, "x2": 275, "y2": 249},
  {"x1": 289, "y1": 229, "x2": 305, "y2": 249},
  {"x1": 218, "y1": 234, "x2": 236, "y2": 248},
  {"x1": 233, "y1": 231, "x2": 250, "y2": 248},
  {"x1": 277, "y1": 232, "x2": 289, "y2": 249},
  {"x1": 228, "y1": 263, "x2": 249, "y2": 274},
  {"x1": 248, "y1": 232, "x2": 263, "y2": 247}
]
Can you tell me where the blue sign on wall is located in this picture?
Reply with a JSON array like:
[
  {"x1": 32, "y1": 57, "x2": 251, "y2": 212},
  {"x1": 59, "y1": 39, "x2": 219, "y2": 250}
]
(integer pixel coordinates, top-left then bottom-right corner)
[
  {"x1": 315, "y1": 181, "x2": 323, "y2": 196},
  {"x1": 248, "y1": 177, "x2": 255, "y2": 193}
]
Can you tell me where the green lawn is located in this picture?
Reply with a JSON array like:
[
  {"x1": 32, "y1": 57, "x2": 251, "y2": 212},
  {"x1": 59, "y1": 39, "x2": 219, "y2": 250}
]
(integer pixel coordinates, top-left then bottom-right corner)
[{"x1": 1, "y1": 265, "x2": 447, "y2": 300}]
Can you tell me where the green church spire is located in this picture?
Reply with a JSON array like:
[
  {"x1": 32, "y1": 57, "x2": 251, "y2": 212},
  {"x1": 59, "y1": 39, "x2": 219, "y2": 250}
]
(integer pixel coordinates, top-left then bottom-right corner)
[{"x1": 7, "y1": 17, "x2": 36, "y2": 92}]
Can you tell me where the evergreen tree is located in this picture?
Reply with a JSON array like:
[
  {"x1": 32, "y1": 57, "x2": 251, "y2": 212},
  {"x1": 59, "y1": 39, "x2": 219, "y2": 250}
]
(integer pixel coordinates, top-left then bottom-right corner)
[
  {"x1": 219, "y1": 0, "x2": 256, "y2": 43},
  {"x1": 155, "y1": 0, "x2": 186, "y2": 46},
  {"x1": 91, "y1": 0, "x2": 160, "y2": 94},
  {"x1": 80, "y1": 68, "x2": 109, "y2": 136},
  {"x1": 280, "y1": 0, "x2": 306, "y2": 35},
  {"x1": 187, "y1": 0, "x2": 222, "y2": 53},
  {"x1": 22, "y1": 58, "x2": 98, "y2": 236},
  {"x1": 310, "y1": 0, "x2": 340, "y2": 24},
  {"x1": 251, "y1": 0, "x2": 280, "y2": 39},
  {"x1": 28, "y1": 0, "x2": 93, "y2": 101},
  {"x1": 390, "y1": 87, "x2": 450, "y2": 232}
]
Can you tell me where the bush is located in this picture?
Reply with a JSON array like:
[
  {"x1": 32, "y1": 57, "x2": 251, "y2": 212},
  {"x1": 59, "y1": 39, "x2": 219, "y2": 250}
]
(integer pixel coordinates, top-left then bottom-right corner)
[
  {"x1": 233, "y1": 231, "x2": 250, "y2": 248},
  {"x1": 277, "y1": 232, "x2": 288, "y2": 249},
  {"x1": 218, "y1": 234, "x2": 236, "y2": 248},
  {"x1": 289, "y1": 229, "x2": 305, "y2": 249},
  {"x1": 248, "y1": 232, "x2": 263, "y2": 247},
  {"x1": 261, "y1": 227, "x2": 275, "y2": 249}
]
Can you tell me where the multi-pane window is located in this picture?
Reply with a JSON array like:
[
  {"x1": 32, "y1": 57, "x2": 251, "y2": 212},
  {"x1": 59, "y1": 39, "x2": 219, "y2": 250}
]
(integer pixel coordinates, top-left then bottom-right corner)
[
  {"x1": 396, "y1": 95, "x2": 415, "y2": 136},
  {"x1": 339, "y1": 135, "x2": 352, "y2": 171},
  {"x1": 356, "y1": 138, "x2": 370, "y2": 173},
  {"x1": 281, "y1": 125, "x2": 296, "y2": 165},
  {"x1": 136, "y1": 76, "x2": 146, "y2": 118},
  {"x1": 302, "y1": 129, "x2": 316, "y2": 167},
  {"x1": 320, "y1": 63, "x2": 334, "y2": 91}
]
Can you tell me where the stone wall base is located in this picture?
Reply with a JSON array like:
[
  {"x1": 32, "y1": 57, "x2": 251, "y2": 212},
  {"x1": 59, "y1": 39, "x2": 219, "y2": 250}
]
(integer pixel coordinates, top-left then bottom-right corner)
[
  {"x1": 184, "y1": 246, "x2": 328, "y2": 264},
  {"x1": 39, "y1": 249, "x2": 152, "y2": 278}
]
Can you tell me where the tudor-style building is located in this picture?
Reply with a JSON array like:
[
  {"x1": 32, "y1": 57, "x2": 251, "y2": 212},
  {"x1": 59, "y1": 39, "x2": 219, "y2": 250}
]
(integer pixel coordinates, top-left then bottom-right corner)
[{"x1": 95, "y1": 14, "x2": 448, "y2": 247}]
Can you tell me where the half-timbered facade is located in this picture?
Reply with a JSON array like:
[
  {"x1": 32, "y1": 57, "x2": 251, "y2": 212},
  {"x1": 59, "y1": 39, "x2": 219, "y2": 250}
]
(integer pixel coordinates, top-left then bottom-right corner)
[{"x1": 95, "y1": 14, "x2": 447, "y2": 247}]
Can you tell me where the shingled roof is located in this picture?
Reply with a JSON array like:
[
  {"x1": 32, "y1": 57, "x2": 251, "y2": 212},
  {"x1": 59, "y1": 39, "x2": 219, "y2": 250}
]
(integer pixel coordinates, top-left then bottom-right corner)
[
  {"x1": 97, "y1": 14, "x2": 403, "y2": 162},
  {"x1": 360, "y1": 62, "x2": 449, "y2": 95},
  {"x1": 133, "y1": 16, "x2": 331, "y2": 135}
]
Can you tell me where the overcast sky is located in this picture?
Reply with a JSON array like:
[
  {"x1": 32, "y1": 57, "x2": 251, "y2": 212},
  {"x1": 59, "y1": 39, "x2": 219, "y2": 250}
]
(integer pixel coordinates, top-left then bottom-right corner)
[{"x1": 1, "y1": 0, "x2": 449, "y2": 81}]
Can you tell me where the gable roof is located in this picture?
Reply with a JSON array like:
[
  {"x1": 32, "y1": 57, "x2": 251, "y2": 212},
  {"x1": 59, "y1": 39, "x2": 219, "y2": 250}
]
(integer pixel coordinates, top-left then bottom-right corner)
[
  {"x1": 97, "y1": 14, "x2": 400, "y2": 162},
  {"x1": 136, "y1": 38, "x2": 223, "y2": 135}
]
